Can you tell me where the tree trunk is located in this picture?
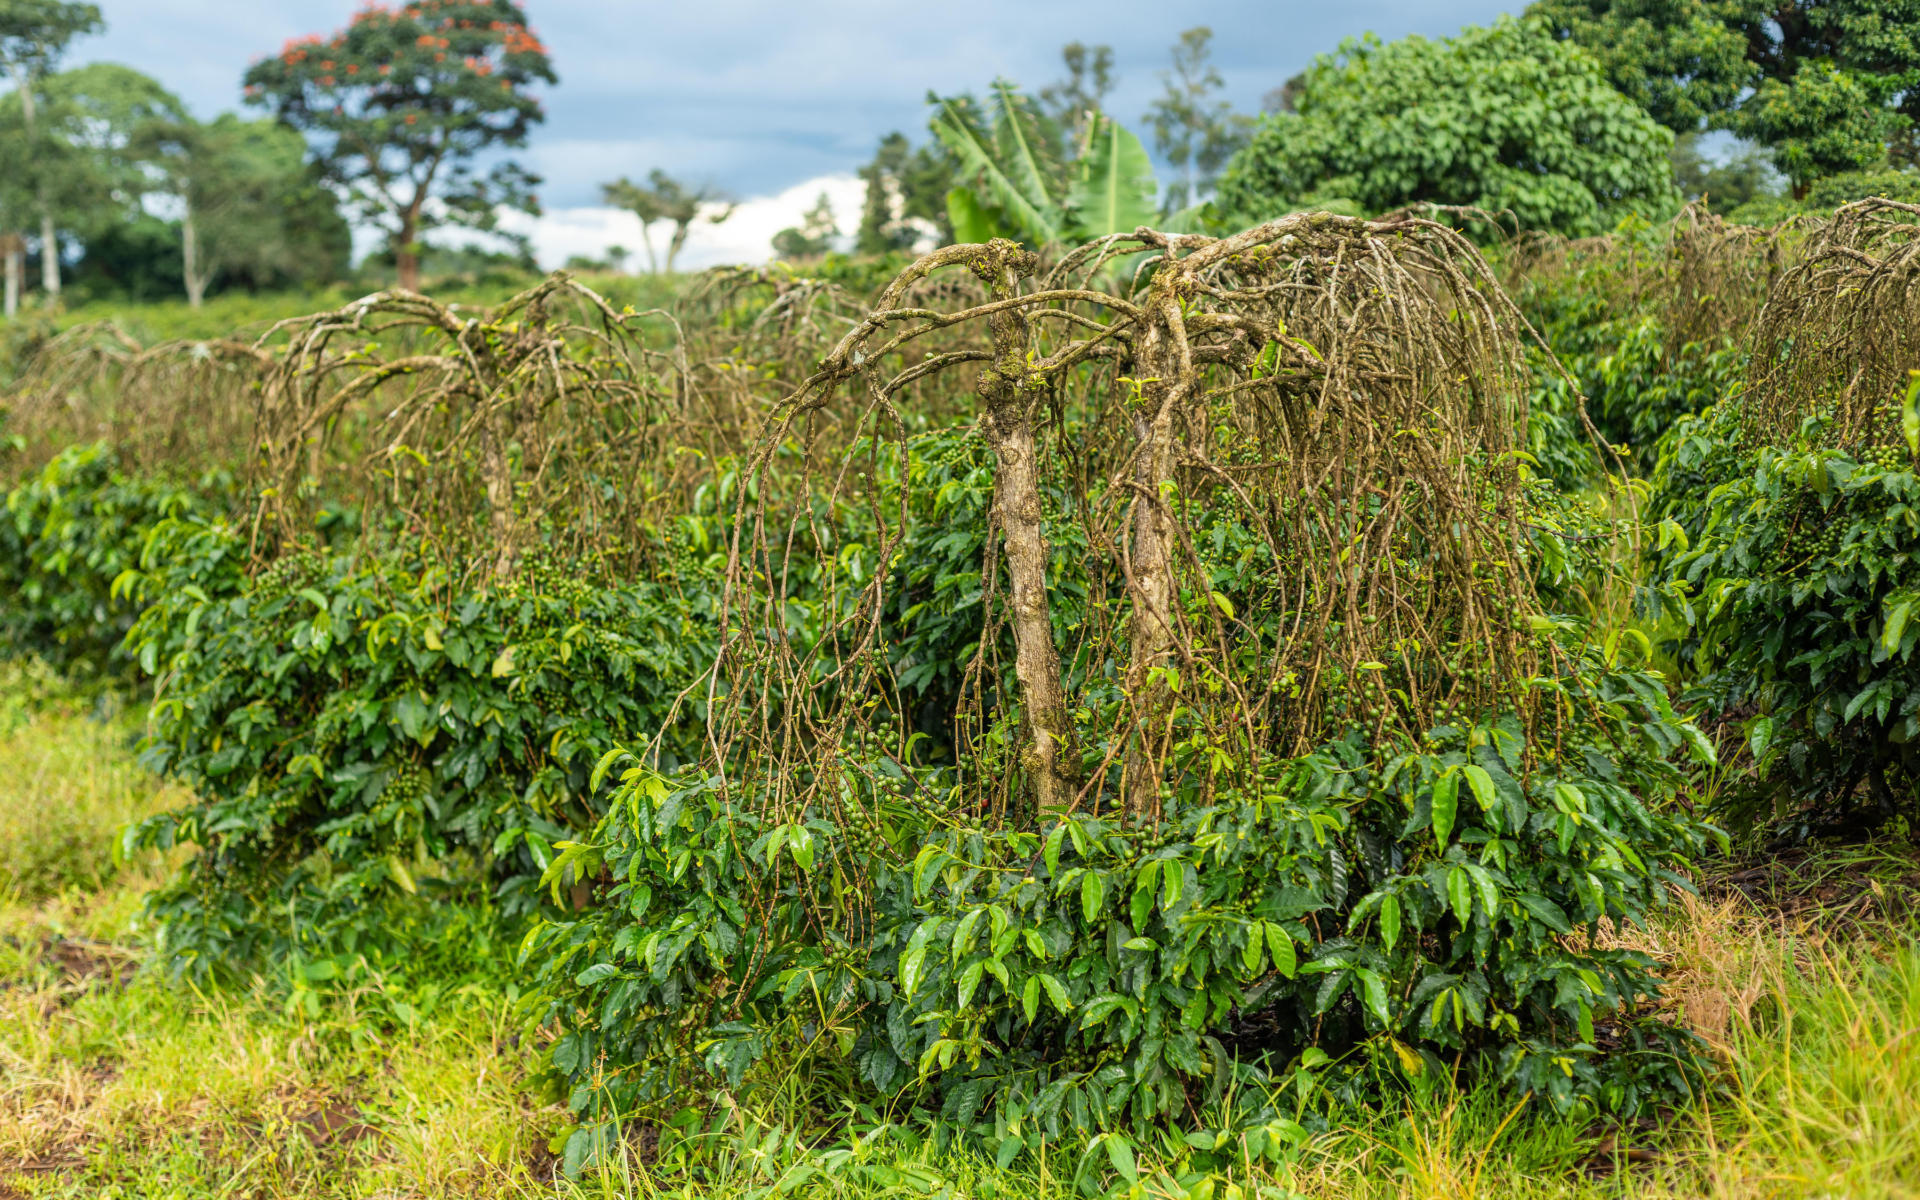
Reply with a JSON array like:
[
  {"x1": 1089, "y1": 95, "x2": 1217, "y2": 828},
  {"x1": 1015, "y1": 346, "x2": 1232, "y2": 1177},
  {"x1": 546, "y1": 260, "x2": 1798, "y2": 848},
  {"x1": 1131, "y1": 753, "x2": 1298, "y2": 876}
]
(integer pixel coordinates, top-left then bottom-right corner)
[
  {"x1": 182, "y1": 207, "x2": 207, "y2": 309},
  {"x1": 666, "y1": 221, "x2": 690, "y2": 274},
  {"x1": 637, "y1": 221, "x2": 659, "y2": 274},
  {"x1": 13, "y1": 68, "x2": 59, "y2": 298},
  {"x1": 396, "y1": 241, "x2": 421, "y2": 292},
  {"x1": 2, "y1": 236, "x2": 21, "y2": 317},
  {"x1": 395, "y1": 195, "x2": 425, "y2": 291},
  {"x1": 38, "y1": 211, "x2": 58, "y2": 297},
  {"x1": 1121, "y1": 265, "x2": 1190, "y2": 818},
  {"x1": 971, "y1": 240, "x2": 1078, "y2": 816}
]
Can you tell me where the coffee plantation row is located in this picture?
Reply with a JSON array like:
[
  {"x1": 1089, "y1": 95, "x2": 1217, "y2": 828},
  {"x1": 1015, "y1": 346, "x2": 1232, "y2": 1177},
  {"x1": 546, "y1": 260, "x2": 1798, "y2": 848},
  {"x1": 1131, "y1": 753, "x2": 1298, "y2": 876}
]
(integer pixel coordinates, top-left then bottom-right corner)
[{"x1": 3, "y1": 204, "x2": 1916, "y2": 1175}]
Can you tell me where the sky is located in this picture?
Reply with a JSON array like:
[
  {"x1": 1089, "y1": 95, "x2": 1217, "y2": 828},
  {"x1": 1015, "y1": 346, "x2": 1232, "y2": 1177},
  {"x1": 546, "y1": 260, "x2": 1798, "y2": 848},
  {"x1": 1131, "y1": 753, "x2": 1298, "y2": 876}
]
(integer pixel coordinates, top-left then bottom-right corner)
[{"x1": 79, "y1": 1, "x2": 1521, "y2": 269}]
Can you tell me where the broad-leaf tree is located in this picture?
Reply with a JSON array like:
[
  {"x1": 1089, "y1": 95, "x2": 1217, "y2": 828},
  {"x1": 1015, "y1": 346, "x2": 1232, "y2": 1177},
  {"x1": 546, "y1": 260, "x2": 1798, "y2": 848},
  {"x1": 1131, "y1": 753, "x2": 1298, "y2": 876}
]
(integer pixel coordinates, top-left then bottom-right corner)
[
  {"x1": 241, "y1": 0, "x2": 556, "y2": 291},
  {"x1": 134, "y1": 113, "x2": 351, "y2": 306},
  {"x1": 0, "y1": 0, "x2": 102, "y2": 304},
  {"x1": 1214, "y1": 18, "x2": 1678, "y2": 237},
  {"x1": 0, "y1": 61, "x2": 181, "y2": 307},
  {"x1": 1529, "y1": 0, "x2": 1919, "y2": 193},
  {"x1": 771, "y1": 191, "x2": 838, "y2": 260}
]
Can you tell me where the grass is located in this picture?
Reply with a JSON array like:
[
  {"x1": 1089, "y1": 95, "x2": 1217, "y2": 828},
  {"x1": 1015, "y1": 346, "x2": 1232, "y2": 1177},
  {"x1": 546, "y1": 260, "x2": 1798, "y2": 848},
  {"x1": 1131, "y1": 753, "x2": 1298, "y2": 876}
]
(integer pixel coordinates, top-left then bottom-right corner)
[{"x1": 1, "y1": 665, "x2": 1917, "y2": 1198}]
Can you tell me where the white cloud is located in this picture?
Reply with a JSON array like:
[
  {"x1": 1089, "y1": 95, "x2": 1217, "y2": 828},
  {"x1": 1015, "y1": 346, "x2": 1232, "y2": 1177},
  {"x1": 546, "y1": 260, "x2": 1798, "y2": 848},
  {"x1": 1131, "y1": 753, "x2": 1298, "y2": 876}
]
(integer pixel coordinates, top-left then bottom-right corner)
[{"x1": 500, "y1": 173, "x2": 866, "y2": 273}]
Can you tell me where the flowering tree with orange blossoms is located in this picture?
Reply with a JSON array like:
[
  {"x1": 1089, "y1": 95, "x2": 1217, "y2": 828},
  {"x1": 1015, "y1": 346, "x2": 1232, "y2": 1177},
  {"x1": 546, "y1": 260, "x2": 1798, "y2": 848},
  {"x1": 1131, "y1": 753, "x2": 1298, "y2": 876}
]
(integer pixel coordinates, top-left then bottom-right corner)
[{"x1": 242, "y1": 0, "x2": 556, "y2": 290}]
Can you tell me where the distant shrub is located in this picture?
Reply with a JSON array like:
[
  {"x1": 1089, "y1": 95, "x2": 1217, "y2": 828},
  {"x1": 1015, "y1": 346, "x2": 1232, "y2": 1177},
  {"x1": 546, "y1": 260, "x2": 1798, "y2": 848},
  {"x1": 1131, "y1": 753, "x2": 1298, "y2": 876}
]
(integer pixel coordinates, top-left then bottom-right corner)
[{"x1": 1214, "y1": 19, "x2": 1678, "y2": 238}]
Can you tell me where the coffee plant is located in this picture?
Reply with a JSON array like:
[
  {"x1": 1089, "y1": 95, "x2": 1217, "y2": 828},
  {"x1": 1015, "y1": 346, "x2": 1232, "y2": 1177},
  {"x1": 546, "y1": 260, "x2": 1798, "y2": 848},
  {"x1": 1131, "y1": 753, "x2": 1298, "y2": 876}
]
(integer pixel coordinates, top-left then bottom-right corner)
[
  {"x1": 517, "y1": 213, "x2": 1727, "y2": 1172},
  {"x1": 530, "y1": 635, "x2": 1717, "y2": 1167},
  {"x1": 1, "y1": 443, "x2": 221, "y2": 681},
  {"x1": 120, "y1": 514, "x2": 719, "y2": 977},
  {"x1": 1672, "y1": 200, "x2": 1920, "y2": 833}
]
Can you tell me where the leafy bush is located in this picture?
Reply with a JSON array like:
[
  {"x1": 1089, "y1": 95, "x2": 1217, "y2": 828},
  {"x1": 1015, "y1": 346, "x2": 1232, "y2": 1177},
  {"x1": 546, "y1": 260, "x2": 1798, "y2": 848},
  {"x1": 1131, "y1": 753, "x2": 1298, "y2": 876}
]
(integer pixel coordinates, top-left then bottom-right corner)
[
  {"x1": 121, "y1": 516, "x2": 718, "y2": 976},
  {"x1": 0, "y1": 443, "x2": 217, "y2": 682},
  {"x1": 527, "y1": 643, "x2": 1718, "y2": 1168},
  {"x1": 1213, "y1": 18, "x2": 1678, "y2": 237},
  {"x1": 1678, "y1": 416, "x2": 1920, "y2": 829}
]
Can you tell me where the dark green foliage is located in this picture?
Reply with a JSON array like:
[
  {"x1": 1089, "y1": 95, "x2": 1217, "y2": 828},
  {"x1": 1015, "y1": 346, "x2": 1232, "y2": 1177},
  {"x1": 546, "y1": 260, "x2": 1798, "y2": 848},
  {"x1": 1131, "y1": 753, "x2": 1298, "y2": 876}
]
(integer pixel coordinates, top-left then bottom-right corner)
[
  {"x1": 1538, "y1": 309, "x2": 1745, "y2": 477},
  {"x1": 0, "y1": 443, "x2": 212, "y2": 680},
  {"x1": 1213, "y1": 19, "x2": 1678, "y2": 237},
  {"x1": 1529, "y1": 0, "x2": 1920, "y2": 192},
  {"x1": 68, "y1": 214, "x2": 185, "y2": 302},
  {"x1": 528, "y1": 645, "x2": 1718, "y2": 1167},
  {"x1": 120, "y1": 519, "x2": 718, "y2": 977},
  {"x1": 1677, "y1": 418, "x2": 1920, "y2": 829},
  {"x1": 1647, "y1": 399, "x2": 1745, "y2": 555}
]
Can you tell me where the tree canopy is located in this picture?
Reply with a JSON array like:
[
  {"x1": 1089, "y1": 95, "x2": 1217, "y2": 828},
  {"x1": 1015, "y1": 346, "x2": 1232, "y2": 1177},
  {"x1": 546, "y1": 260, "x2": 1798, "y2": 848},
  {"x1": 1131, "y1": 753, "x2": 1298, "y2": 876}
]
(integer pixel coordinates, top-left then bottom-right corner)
[
  {"x1": 1213, "y1": 18, "x2": 1678, "y2": 237},
  {"x1": 601, "y1": 170, "x2": 733, "y2": 275},
  {"x1": 1529, "y1": 0, "x2": 1919, "y2": 192},
  {"x1": 133, "y1": 113, "x2": 351, "y2": 305},
  {"x1": 240, "y1": 0, "x2": 556, "y2": 290}
]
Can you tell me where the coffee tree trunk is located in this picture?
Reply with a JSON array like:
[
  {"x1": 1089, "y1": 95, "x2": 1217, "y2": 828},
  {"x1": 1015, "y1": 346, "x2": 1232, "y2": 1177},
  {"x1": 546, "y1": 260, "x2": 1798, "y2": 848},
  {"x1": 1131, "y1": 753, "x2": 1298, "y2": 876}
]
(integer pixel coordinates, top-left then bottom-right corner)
[
  {"x1": 973, "y1": 241, "x2": 1078, "y2": 816},
  {"x1": 1120, "y1": 263, "x2": 1191, "y2": 817}
]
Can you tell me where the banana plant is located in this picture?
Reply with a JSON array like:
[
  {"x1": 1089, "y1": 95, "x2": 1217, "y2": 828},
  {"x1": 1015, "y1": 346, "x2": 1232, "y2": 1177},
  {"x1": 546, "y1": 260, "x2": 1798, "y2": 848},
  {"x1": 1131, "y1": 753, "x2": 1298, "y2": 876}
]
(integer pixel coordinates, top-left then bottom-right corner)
[{"x1": 929, "y1": 81, "x2": 1160, "y2": 248}]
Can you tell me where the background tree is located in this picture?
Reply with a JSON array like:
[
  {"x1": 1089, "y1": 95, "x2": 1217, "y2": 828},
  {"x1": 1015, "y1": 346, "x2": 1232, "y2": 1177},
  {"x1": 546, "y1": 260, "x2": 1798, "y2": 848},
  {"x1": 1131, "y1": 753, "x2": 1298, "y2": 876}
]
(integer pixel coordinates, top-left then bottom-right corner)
[
  {"x1": 1529, "y1": 0, "x2": 1920, "y2": 193},
  {"x1": 1039, "y1": 41, "x2": 1115, "y2": 145},
  {"x1": 0, "y1": 61, "x2": 181, "y2": 309},
  {"x1": 771, "y1": 190, "x2": 837, "y2": 259},
  {"x1": 1143, "y1": 27, "x2": 1251, "y2": 213},
  {"x1": 1672, "y1": 129, "x2": 1782, "y2": 212},
  {"x1": 240, "y1": 0, "x2": 556, "y2": 291},
  {"x1": 602, "y1": 170, "x2": 733, "y2": 274},
  {"x1": 133, "y1": 112, "x2": 350, "y2": 306},
  {"x1": 854, "y1": 131, "x2": 950, "y2": 253},
  {"x1": 0, "y1": 0, "x2": 103, "y2": 301},
  {"x1": 646, "y1": 170, "x2": 733, "y2": 274},
  {"x1": 601, "y1": 176, "x2": 667, "y2": 273},
  {"x1": 1214, "y1": 19, "x2": 1679, "y2": 237}
]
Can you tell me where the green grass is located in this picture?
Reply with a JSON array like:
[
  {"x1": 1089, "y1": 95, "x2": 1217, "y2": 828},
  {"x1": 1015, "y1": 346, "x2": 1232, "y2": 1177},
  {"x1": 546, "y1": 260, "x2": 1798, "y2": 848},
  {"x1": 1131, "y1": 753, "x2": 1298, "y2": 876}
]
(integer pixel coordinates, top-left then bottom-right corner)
[{"x1": 1, "y1": 665, "x2": 1916, "y2": 1199}]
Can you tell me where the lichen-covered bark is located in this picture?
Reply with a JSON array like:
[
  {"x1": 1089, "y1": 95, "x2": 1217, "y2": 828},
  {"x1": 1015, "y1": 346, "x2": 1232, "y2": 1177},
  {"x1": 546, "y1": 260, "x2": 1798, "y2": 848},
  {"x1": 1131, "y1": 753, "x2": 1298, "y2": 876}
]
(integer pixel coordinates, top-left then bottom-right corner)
[
  {"x1": 1122, "y1": 262, "x2": 1191, "y2": 818},
  {"x1": 971, "y1": 241, "x2": 1077, "y2": 816}
]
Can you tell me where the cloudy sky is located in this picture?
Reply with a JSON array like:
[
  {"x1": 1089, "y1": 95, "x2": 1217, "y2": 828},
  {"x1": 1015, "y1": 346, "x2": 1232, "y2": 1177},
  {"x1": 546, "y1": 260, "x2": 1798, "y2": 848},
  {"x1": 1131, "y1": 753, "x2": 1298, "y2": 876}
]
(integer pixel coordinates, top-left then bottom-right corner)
[{"x1": 80, "y1": 1, "x2": 1519, "y2": 269}]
